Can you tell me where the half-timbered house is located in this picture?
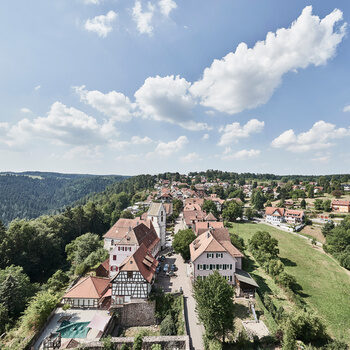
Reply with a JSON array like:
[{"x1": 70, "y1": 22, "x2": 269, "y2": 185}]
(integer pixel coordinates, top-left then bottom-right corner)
[{"x1": 110, "y1": 243, "x2": 158, "y2": 305}]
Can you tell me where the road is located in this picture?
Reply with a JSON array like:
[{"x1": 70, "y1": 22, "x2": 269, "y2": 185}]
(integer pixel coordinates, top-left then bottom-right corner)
[
  {"x1": 157, "y1": 217, "x2": 204, "y2": 350},
  {"x1": 174, "y1": 213, "x2": 186, "y2": 234}
]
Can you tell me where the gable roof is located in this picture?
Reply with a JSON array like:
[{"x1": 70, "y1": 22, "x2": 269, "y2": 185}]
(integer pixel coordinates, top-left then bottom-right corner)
[
  {"x1": 265, "y1": 207, "x2": 285, "y2": 216},
  {"x1": 190, "y1": 227, "x2": 243, "y2": 262},
  {"x1": 195, "y1": 221, "x2": 224, "y2": 236},
  {"x1": 115, "y1": 243, "x2": 158, "y2": 283},
  {"x1": 63, "y1": 276, "x2": 109, "y2": 299},
  {"x1": 332, "y1": 199, "x2": 350, "y2": 206},
  {"x1": 103, "y1": 218, "x2": 152, "y2": 240},
  {"x1": 235, "y1": 269, "x2": 259, "y2": 288},
  {"x1": 183, "y1": 210, "x2": 207, "y2": 226},
  {"x1": 205, "y1": 212, "x2": 217, "y2": 221},
  {"x1": 163, "y1": 203, "x2": 173, "y2": 215}
]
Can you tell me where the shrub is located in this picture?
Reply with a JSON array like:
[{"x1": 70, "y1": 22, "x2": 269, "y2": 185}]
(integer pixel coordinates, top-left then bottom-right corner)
[
  {"x1": 151, "y1": 345, "x2": 162, "y2": 350},
  {"x1": 160, "y1": 314, "x2": 176, "y2": 335}
]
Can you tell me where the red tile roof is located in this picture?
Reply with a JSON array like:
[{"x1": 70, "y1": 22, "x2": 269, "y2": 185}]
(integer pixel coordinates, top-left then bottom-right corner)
[
  {"x1": 63, "y1": 276, "x2": 109, "y2": 299},
  {"x1": 332, "y1": 200, "x2": 350, "y2": 206},
  {"x1": 265, "y1": 207, "x2": 285, "y2": 216}
]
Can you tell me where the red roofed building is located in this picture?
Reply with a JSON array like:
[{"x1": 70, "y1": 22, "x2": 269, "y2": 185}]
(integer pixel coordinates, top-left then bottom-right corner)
[
  {"x1": 332, "y1": 200, "x2": 350, "y2": 213},
  {"x1": 62, "y1": 276, "x2": 110, "y2": 308},
  {"x1": 111, "y1": 243, "x2": 158, "y2": 305},
  {"x1": 265, "y1": 207, "x2": 285, "y2": 225},
  {"x1": 195, "y1": 221, "x2": 224, "y2": 236}
]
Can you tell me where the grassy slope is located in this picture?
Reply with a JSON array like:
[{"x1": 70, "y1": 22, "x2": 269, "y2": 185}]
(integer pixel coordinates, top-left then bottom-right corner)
[{"x1": 230, "y1": 222, "x2": 350, "y2": 344}]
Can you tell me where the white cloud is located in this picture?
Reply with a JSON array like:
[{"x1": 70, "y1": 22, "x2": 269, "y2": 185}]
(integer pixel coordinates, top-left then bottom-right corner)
[
  {"x1": 343, "y1": 105, "x2": 350, "y2": 113},
  {"x1": 63, "y1": 145, "x2": 102, "y2": 160},
  {"x1": 75, "y1": 85, "x2": 134, "y2": 122},
  {"x1": 135, "y1": 75, "x2": 210, "y2": 131},
  {"x1": 159, "y1": 0, "x2": 177, "y2": 17},
  {"x1": 34, "y1": 85, "x2": 41, "y2": 91},
  {"x1": 83, "y1": 0, "x2": 100, "y2": 4},
  {"x1": 84, "y1": 10, "x2": 117, "y2": 37},
  {"x1": 152, "y1": 135, "x2": 188, "y2": 157},
  {"x1": 202, "y1": 133, "x2": 209, "y2": 140},
  {"x1": 311, "y1": 152, "x2": 331, "y2": 163},
  {"x1": 20, "y1": 108, "x2": 32, "y2": 114},
  {"x1": 4, "y1": 102, "x2": 117, "y2": 148},
  {"x1": 271, "y1": 120, "x2": 350, "y2": 152},
  {"x1": 190, "y1": 6, "x2": 346, "y2": 114},
  {"x1": 218, "y1": 119, "x2": 264, "y2": 146},
  {"x1": 131, "y1": 136, "x2": 153, "y2": 144},
  {"x1": 181, "y1": 152, "x2": 201, "y2": 163},
  {"x1": 221, "y1": 148, "x2": 261, "y2": 160},
  {"x1": 132, "y1": 1, "x2": 155, "y2": 35}
]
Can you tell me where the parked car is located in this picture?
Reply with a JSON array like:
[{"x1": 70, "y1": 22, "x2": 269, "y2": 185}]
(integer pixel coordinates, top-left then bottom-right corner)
[
  {"x1": 170, "y1": 264, "x2": 177, "y2": 271},
  {"x1": 163, "y1": 263, "x2": 169, "y2": 272},
  {"x1": 160, "y1": 255, "x2": 166, "y2": 262},
  {"x1": 156, "y1": 265, "x2": 161, "y2": 273},
  {"x1": 168, "y1": 271, "x2": 175, "y2": 277}
]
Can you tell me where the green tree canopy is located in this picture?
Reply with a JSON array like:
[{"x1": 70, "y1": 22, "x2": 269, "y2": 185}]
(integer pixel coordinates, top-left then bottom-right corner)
[
  {"x1": 193, "y1": 271, "x2": 235, "y2": 342},
  {"x1": 172, "y1": 229, "x2": 196, "y2": 261},
  {"x1": 222, "y1": 202, "x2": 243, "y2": 222}
]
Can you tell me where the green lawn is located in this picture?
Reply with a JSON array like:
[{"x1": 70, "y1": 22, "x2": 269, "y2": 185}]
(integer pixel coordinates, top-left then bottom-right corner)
[{"x1": 230, "y1": 222, "x2": 350, "y2": 344}]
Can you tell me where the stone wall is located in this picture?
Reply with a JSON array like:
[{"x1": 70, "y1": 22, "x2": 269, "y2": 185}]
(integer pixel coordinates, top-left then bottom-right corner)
[
  {"x1": 80, "y1": 335, "x2": 190, "y2": 350},
  {"x1": 117, "y1": 300, "x2": 157, "y2": 327}
]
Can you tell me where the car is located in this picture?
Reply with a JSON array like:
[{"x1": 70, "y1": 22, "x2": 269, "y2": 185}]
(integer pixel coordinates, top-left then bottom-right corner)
[
  {"x1": 163, "y1": 263, "x2": 169, "y2": 272},
  {"x1": 160, "y1": 255, "x2": 166, "y2": 262},
  {"x1": 170, "y1": 264, "x2": 177, "y2": 271},
  {"x1": 156, "y1": 265, "x2": 161, "y2": 273},
  {"x1": 168, "y1": 270, "x2": 175, "y2": 277}
]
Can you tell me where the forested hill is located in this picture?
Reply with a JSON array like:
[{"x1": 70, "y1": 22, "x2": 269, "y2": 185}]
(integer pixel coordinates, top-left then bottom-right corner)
[{"x1": 0, "y1": 172, "x2": 127, "y2": 224}]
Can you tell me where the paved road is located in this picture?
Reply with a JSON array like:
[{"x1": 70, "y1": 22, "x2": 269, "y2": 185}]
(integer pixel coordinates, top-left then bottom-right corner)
[
  {"x1": 174, "y1": 213, "x2": 186, "y2": 234},
  {"x1": 172, "y1": 254, "x2": 204, "y2": 350},
  {"x1": 156, "y1": 250, "x2": 204, "y2": 350}
]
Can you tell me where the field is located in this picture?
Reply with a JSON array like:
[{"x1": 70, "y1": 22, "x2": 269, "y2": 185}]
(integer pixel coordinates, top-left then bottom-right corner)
[{"x1": 230, "y1": 222, "x2": 350, "y2": 344}]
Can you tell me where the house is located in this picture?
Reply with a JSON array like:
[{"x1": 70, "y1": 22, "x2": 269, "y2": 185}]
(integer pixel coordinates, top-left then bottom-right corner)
[
  {"x1": 183, "y1": 210, "x2": 207, "y2": 230},
  {"x1": 205, "y1": 194, "x2": 225, "y2": 212},
  {"x1": 110, "y1": 243, "x2": 158, "y2": 306},
  {"x1": 147, "y1": 202, "x2": 166, "y2": 248},
  {"x1": 184, "y1": 197, "x2": 204, "y2": 208},
  {"x1": 107, "y1": 222, "x2": 160, "y2": 278},
  {"x1": 284, "y1": 209, "x2": 305, "y2": 224},
  {"x1": 332, "y1": 200, "x2": 350, "y2": 213},
  {"x1": 189, "y1": 227, "x2": 244, "y2": 285},
  {"x1": 204, "y1": 212, "x2": 217, "y2": 222},
  {"x1": 62, "y1": 276, "x2": 110, "y2": 308},
  {"x1": 265, "y1": 207, "x2": 285, "y2": 225},
  {"x1": 265, "y1": 207, "x2": 304, "y2": 225},
  {"x1": 195, "y1": 221, "x2": 224, "y2": 236}
]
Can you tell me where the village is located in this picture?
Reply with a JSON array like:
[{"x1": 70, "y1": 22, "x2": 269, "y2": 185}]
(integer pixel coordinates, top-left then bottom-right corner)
[{"x1": 32, "y1": 173, "x2": 350, "y2": 350}]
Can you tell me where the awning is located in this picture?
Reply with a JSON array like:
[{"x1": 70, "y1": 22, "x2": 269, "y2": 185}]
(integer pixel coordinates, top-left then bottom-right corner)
[
  {"x1": 235, "y1": 269, "x2": 259, "y2": 288},
  {"x1": 87, "y1": 314, "x2": 111, "y2": 332}
]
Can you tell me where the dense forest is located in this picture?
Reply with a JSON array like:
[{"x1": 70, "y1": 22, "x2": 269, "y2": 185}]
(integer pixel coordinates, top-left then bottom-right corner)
[
  {"x1": 0, "y1": 172, "x2": 127, "y2": 224},
  {"x1": 0, "y1": 174, "x2": 156, "y2": 347}
]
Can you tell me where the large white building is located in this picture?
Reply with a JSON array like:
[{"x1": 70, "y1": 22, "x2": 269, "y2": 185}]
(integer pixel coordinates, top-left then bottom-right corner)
[{"x1": 147, "y1": 202, "x2": 166, "y2": 248}]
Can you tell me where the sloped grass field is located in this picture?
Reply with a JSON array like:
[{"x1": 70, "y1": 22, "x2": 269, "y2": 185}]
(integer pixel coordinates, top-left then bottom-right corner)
[{"x1": 230, "y1": 222, "x2": 350, "y2": 344}]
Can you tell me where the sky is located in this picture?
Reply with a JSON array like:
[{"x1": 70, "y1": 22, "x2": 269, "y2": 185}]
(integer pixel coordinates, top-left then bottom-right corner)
[{"x1": 0, "y1": 0, "x2": 350, "y2": 176}]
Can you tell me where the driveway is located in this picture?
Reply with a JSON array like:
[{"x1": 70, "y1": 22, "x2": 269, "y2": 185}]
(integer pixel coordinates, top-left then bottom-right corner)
[{"x1": 156, "y1": 252, "x2": 204, "y2": 350}]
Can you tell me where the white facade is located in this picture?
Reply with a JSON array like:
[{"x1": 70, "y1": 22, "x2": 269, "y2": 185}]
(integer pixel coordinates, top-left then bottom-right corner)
[
  {"x1": 109, "y1": 244, "x2": 137, "y2": 278},
  {"x1": 265, "y1": 214, "x2": 284, "y2": 225},
  {"x1": 147, "y1": 203, "x2": 166, "y2": 248}
]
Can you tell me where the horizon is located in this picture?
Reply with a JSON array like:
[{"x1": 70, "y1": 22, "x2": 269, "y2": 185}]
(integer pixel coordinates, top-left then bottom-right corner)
[{"x1": 1, "y1": 1, "x2": 350, "y2": 174}]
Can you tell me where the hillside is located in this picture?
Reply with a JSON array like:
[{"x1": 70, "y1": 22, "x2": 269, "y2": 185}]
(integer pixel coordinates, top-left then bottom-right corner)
[{"x1": 0, "y1": 172, "x2": 127, "y2": 224}]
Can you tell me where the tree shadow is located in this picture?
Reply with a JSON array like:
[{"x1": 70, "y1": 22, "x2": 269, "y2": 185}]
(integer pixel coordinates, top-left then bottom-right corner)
[
  {"x1": 234, "y1": 303, "x2": 250, "y2": 320},
  {"x1": 280, "y1": 257, "x2": 297, "y2": 267}
]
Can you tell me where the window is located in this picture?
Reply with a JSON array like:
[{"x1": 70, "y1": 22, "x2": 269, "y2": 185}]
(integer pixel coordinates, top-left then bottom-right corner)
[
  {"x1": 113, "y1": 255, "x2": 116, "y2": 261},
  {"x1": 216, "y1": 264, "x2": 219, "y2": 270},
  {"x1": 127, "y1": 271, "x2": 133, "y2": 279},
  {"x1": 219, "y1": 264, "x2": 223, "y2": 270},
  {"x1": 216, "y1": 253, "x2": 223, "y2": 258},
  {"x1": 111, "y1": 240, "x2": 114, "y2": 245},
  {"x1": 118, "y1": 247, "x2": 120, "y2": 251},
  {"x1": 203, "y1": 265, "x2": 206, "y2": 270},
  {"x1": 230, "y1": 264, "x2": 232, "y2": 270},
  {"x1": 229, "y1": 276, "x2": 232, "y2": 282},
  {"x1": 198, "y1": 264, "x2": 202, "y2": 270},
  {"x1": 129, "y1": 247, "x2": 131, "y2": 251}
]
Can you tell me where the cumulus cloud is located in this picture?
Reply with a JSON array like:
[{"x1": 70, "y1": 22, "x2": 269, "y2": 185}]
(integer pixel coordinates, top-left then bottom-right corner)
[
  {"x1": 84, "y1": 10, "x2": 117, "y2": 37},
  {"x1": 312, "y1": 152, "x2": 331, "y2": 163},
  {"x1": 131, "y1": 136, "x2": 153, "y2": 144},
  {"x1": 202, "y1": 133, "x2": 209, "y2": 140},
  {"x1": 4, "y1": 102, "x2": 117, "y2": 148},
  {"x1": 152, "y1": 135, "x2": 188, "y2": 156},
  {"x1": 221, "y1": 147, "x2": 261, "y2": 160},
  {"x1": 63, "y1": 145, "x2": 102, "y2": 160},
  {"x1": 34, "y1": 85, "x2": 41, "y2": 91},
  {"x1": 75, "y1": 85, "x2": 134, "y2": 122},
  {"x1": 218, "y1": 119, "x2": 264, "y2": 146},
  {"x1": 135, "y1": 75, "x2": 210, "y2": 131},
  {"x1": 132, "y1": 1, "x2": 155, "y2": 35},
  {"x1": 20, "y1": 108, "x2": 32, "y2": 114},
  {"x1": 190, "y1": 6, "x2": 346, "y2": 114},
  {"x1": 159, "y1": 0, "x2": 177, "y2": 17},
  {"x1": 181, "y1": 152, "x2": 201, "y2": 162},
  {"x1": 83, "y1": 0, "x2": 100, "y2": 4},
  {"x1": 343, "y1": 105, "x2": 350, "y2": 113},
  {"x1": 271, "y1": 120, "x2": 350, "y2": 152}
]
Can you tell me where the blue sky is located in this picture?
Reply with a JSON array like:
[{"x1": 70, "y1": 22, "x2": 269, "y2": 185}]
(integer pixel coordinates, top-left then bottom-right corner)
[{"x1": 0, "y1": 0, "x2": 350, "y2": 175}]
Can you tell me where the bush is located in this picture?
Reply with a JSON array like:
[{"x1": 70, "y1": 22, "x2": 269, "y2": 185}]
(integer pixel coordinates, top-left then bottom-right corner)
[
  {"x1": 102, "y1": 336, "x2": 115, "y2": 350},
  {"x1": 160, "y1": 314, "x2": 176, "y2": 335},
  {"x1": 151, "y1": 345, "x2": 162, "y2": 350}
]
